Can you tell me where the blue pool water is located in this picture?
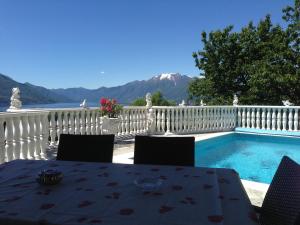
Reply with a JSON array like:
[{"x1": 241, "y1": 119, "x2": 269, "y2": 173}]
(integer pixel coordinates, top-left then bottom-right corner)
[{"x1": 195, "y1": 133, "x2": 300, "y2": 184}]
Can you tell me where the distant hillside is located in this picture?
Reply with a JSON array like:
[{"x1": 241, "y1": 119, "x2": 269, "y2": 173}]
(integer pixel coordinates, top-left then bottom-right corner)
[
  {"x1": 52, "y1": 73, "x2": 192, "y2": 104},
  {"x1": 0, "y1": 73, "x2": 192, "y2": 106},
  {"x1": 0, "y1": 74, "x2": 72, "y2": 105}
]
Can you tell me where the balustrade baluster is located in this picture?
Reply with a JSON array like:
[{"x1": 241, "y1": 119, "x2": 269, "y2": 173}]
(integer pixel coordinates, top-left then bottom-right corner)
[
  {"x1": 86, "y1": 111, "x2": 91, "y2": 134},
  {"x1": 241, "y1": 108, "x2": 246, "y2": 128},
  {"x1": 261, "y1": 108, "x2": 266, "y2": 129},
  {"x1": 237, "y1": 108, "x2": 241, "y2": 127},
  {"x1": 277, "y1": 109, "x2": 282, "y2": 131},
  {"x1": 57, "y1": 112, "x2": 63, "y2": 143},
  {"x1": 178, "y1": 108, "x2": 183, "y2": 133},
  {"x1": 199, "y1": 108, "x2": 203, "y2": 131},
  {"x1": 27, "y1": 115, "x2": 35, "y2": 159},
  {"x1": 272, "y1": 108, "x2": 276, "y2": 130},
  {"x1": 41, "y1": 113, "x2": 49, "y2": 159},
  {"x1": 80, "y1": 110, "x2": 86, "y2": 135},
  {"x1": 288, "y1": 109, "x2": 293, "y2": 131},
  {"x1": 5, "y1": 117, "x2": 14, "y2": 161},
  {"x1": 0, "y1": 118, "x2": 5, "y2": 163},
  {"x1": 174, "y1": 108, "x2": 178, "y2": 133},
  {"x1": 90, "y1": 110, "x2": 96, "y2": 134},
  {"x1": 69, "y1": 111, "x2": 75, "y2": 134},
  {"x1": 34, "y1": 115, "x2": 42, "y2": 159},
  {"x1": 294, "y1": 109, "x2": 298, "y2": 131},
  {"x1": 75, "y1": 111, "x2": 80, "y2": 134},
  {"x1": 225, "y1": 108, "x2": 229, "y2": 129},
  {"x1": 62, "y1": 112, "x2": 68, "y2": 134},
  {"x1": 251, "y1": 108, "x2": 255, "y2": 128},
  {"x1": 125, "y1": 110, "x2": 130, "y2": 134},
  {"x1": 246, "y1": 108, "x2": 250, "y2": 128},
  {"x1": 266, "y1": 108, "x2": 271, "y2": 130},
  {"x1": 255, "y1": 108, "x2": 260, "y2": 129},
  {"x1": 49, "y1": 112, "x2": 56, "y2": 146},
  {"x1": 282, "y1": 109, "x2": 287, "y2": 131},
  {"x1": 12, "y1": 116, "x2": 21, "y2": 159}
]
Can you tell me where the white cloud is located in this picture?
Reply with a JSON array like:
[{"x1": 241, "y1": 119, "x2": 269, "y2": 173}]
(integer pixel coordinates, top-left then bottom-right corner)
[{"x1": 100, "y1": 71, "x2": 105, "y2": 74}]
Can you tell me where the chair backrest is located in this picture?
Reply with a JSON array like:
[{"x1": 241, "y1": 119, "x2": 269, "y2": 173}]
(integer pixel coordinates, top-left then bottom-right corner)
[
  {"x1": 260, "y1": 156, "x2": 300, "y2": 225},
  {"x1": 56, "y1": 134, "x2": 114, "y2": 163},
  {"x1": 134, "y1": 135, "x2": 195, "y2": 166}
]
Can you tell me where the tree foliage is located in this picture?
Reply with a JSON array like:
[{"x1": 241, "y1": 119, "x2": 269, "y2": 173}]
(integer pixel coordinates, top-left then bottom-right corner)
[
  {"x1": 131, "y1": 91, "x2": 176, "y2": 106},
  {"x1": 189, "y1": 0, "x2": 300, "y2": 105}
]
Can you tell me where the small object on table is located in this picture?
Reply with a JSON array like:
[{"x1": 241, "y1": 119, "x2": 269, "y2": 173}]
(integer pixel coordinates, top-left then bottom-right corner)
[
  {"x1": 134, "y1": 177, "x2": 163, "y2": 191},
  {"x1": 36, "y1": 169, "x2": 63, "y2": 185}
]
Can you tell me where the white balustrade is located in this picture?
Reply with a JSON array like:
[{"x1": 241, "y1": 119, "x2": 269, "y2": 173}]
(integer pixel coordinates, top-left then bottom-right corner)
[{"x1": 1, "y1": 105, "x2": 300, "y2": 164}]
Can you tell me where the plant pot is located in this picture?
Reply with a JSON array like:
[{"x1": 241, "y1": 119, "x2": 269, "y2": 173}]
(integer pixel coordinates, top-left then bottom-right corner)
[{"x1": 101, "y1": 116, "x2": 121, "y2": 134}]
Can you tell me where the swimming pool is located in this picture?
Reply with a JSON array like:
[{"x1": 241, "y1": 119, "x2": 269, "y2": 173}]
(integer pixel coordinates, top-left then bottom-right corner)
[{"x1": 195, "y1": 133, "x2": 300, "y2": 184}]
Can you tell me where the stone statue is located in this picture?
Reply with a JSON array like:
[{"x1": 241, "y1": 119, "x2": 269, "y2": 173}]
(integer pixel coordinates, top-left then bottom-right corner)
[
  {"x1": 8, "y1": 87, "x2": 22, "y2": 110},
  {"x1": 282, "y1": 100, "x2": 294, "y2": 106},
  {"x1": 233, "y1": 94, "x2": 238, "y2": 106},
  {"x1": 80, "y1": 99, "x2": 88, "y2": 108},
  {"x1": 179, "y1": 100, "x2": 186, "y2": 106},
  {"x1": 200, "y1": 100, "x2": 206, "y2": 106},
  {"x1": 146, "y1": 93, "x2": 152, "y2": 108}
]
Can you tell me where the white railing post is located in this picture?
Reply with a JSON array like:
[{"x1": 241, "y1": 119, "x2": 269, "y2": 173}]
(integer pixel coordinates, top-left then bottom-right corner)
[
  {"x1": 294, "y1": 109, "x2": 298, "y2": 131},
  {"x1": 255, "y1": 108, "x2": 260, "y2": 129},
  {"x1": 271, "y1": 108, "x2": 276, "y2": 130},
  {"x1": 288, "y1": 108, "x2": 293, "y2": 131},
  {"x1": 86, "y1": 111, "x2": 91, "y2": 134},
  {"x1": 12, "y1": 116, "x2": 21, "y2": 159},
  {"x1": 27, "y1": 114, "x2": 35, "y2": 159},
  {"x1": 75, "y1": 111, "x2": 80, "y2": 134},
  {"x1": 69, "y1": 111, "x2": 75, "y2": 134},
  {"x1": 282, "y1": 108, "x2": 287, "y2": 131},
  {"x1": 49, "y1": 112, "x2": 56, "y2": 146},
  {"x1": 277, "y1": 109, "x2": 282, "y2": 131},
  {"x1": 41, "y1": 113, "x2": 49, "y2": 159},
  {"x1": 5, "y1": 117, "x2": 14, "y2": 161},
  {"x1": 0, "y1": 118, "x2": 5, "y2": 163},
  {"x1": 266, "y1": 108, "x2": 271, "y2": 130},
  {"x1": 34, "y1": 114, "x2": 42, "y2": 159}
]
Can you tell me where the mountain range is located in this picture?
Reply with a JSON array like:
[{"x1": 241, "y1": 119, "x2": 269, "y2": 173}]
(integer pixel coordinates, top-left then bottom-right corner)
[{"x1": 0, "y1": 73, "x2": 193, "y2": 106}]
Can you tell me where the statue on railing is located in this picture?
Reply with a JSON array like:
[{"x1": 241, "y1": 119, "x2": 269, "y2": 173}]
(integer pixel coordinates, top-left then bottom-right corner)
[
  {"x1": 146, "y1": 93, "x2": 152, "y2": 109},
  {"x1": 200, "y1": 99, "x2": 206, "y2": 106},
  {"x1": 233, "y1": 94, "x2": 238, "y2": 106},
  {"x1": 282, "y1": 100, "x2": 294, "y2": 106},
  {"x1": 145, "y1": 93, "x2": 155, "y2": 134},
  {"x1": 8, "y1": 87, "x2": 22, "y2": 111},
  {"x1": 179, "y1": 100, "x2": 186, "y2": 106},
  {"x1": 80, "y1": 99, "x2": 88, "y2": 108}
]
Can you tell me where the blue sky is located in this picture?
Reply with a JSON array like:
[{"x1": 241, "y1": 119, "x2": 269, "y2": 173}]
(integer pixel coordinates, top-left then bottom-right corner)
[{"x1": 0, "y1": 0, "x2": 293, "y2": 89}]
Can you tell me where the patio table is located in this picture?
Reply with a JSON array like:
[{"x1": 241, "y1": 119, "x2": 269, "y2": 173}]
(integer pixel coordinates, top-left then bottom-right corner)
[{"x1": 0, "y1": 160, "x2": 259, "y2": 225}]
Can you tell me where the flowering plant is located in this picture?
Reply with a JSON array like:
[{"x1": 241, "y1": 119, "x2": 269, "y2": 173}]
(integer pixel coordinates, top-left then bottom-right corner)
[{"x1": 99, "y1": 98, "x2": 123, "y2": 118}]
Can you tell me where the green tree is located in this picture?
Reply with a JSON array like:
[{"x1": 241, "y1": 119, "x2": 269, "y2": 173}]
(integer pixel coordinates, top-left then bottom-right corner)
[
  {"x1": 189, "y1": 0, "x2": 300, "y2": 105},
  {"x1": 131, "y1": 91, "x2": 176, "y2": 106}
]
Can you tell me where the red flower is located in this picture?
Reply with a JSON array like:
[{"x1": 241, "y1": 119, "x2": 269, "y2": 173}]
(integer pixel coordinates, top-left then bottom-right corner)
[{"x1": 100, "y1": 98, "x2": 107, "y2": 105}]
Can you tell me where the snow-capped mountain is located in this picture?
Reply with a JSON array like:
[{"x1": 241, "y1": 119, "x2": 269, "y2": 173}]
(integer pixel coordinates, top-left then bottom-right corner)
[
  {"x1": 0, "y1": 72, "x2": 194, "y2": 105},
  {"x1": 53, "y1": 73, "x2": 193, "y2": 104}
]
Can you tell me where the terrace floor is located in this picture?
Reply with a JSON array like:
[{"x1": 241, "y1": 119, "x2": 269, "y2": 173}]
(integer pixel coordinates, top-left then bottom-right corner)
[{"x1": 45, "y1": 131, "x2": 268, "y2": 207}]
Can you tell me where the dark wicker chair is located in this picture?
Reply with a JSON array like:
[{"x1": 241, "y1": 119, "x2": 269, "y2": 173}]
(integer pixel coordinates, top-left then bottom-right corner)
[
  {"x1": 134, "y1": 135, "x2": 195, "y2": 166},
  {"x1": 56, "y1": 134, "x2": 114, "y2": 163},
  {"x1": 255, "y1": 156, "x2": 300, "y2": 225}
]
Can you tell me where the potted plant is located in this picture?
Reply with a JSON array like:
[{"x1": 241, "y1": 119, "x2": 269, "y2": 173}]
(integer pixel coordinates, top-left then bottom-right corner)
[{"x1": 99, "y1": 98, "x2": 123, "y2": 134}]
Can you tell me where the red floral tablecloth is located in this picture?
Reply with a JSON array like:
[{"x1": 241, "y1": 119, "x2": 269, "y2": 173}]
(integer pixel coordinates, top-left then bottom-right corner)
[{"x1": 0, "y1": 160, "x2": 259, "y2": 225}]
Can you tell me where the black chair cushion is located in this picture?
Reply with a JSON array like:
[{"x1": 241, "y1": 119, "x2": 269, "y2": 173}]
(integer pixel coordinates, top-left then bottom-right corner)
[
  {"x1": 56, "y1": 134, "x2": 114, "y2": 163},
  {"x1": 260, "y1": 156, "x2": 300, "y2": 225},
  {"x1": 134, "y1": 135, "x2": 195, "y2": 166}
]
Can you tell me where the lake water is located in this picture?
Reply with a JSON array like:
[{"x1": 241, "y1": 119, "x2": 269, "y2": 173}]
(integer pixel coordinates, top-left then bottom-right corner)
[{"x1": 0, "y1": 102, "x2": 100, "y2": 112}]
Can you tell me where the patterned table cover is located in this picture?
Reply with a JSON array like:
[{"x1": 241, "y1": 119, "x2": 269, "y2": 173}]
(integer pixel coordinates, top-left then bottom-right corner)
[{"x1": 0, "y1": 160, "x2": 259, "y2": 225}]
